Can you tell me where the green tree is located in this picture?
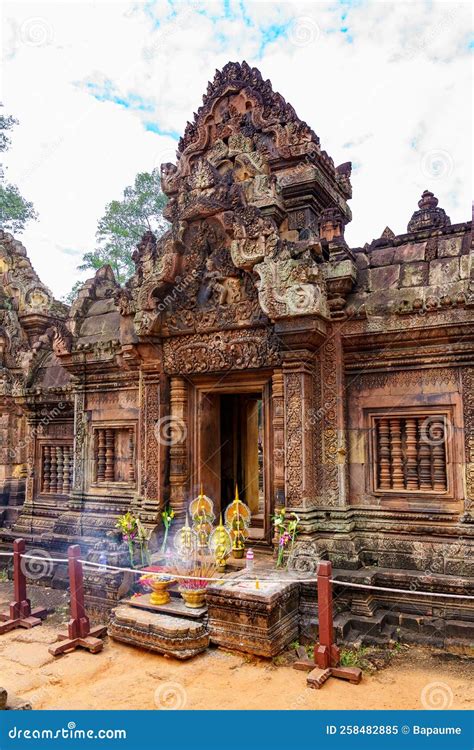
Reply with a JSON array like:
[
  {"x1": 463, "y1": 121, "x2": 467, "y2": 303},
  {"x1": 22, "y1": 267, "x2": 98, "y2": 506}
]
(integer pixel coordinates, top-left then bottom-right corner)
[
  {"x1": 78, "y1": 169, "x2": 168, "y2": 284},
  {"x1": 0, "y1": 108, "x2": 38, "y2": 233}
]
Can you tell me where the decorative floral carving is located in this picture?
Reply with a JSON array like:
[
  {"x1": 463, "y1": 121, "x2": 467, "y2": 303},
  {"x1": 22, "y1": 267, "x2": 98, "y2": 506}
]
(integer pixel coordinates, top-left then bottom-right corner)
[{"x1": 163, "y1": 328, "x2": 280, "y2": 374}]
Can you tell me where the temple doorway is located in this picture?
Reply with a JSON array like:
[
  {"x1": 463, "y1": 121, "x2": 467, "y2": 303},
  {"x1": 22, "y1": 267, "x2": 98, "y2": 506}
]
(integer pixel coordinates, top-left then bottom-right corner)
[{"x1": 193, "y1": 378, "x2": 272, "y2": 542}]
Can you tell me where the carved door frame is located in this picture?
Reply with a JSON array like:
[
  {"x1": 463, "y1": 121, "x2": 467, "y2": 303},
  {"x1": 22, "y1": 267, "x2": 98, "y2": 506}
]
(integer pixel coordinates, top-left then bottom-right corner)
[{"x1": 188, "y1": 370, "x2": 275, "y2": 545}]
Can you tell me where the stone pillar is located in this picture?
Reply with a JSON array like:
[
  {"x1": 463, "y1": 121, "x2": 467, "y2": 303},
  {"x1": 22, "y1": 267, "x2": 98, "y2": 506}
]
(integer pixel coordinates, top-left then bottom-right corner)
[
  {"x1": 274, "y1": 316, "x2": 327, "y2": 520},
  {"x1": 271, "y1": 370, "x2": 285, "y2": 508},
  {"x1": 168, "y1": 376, "x2": 189, "y2": 519}
]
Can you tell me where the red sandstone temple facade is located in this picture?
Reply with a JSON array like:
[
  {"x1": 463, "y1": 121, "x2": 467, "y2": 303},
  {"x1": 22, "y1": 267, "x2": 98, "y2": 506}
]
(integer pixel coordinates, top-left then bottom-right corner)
[{"x1": 0, "y1": 63, "x2": 472, "y2": 643}]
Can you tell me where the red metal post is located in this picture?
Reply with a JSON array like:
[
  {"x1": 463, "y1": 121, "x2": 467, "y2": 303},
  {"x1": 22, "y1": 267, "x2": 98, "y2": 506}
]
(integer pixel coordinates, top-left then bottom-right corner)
[
  {"x1": 315, "y1": 560, "x2": 340, "y2": 669},
  {"x1": 67, "y1": 545, "x2": 90, "y2": 640}
]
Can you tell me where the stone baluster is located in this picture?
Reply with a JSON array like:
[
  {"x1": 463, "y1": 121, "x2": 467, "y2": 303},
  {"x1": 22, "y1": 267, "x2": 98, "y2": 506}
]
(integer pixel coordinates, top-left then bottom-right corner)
[
  {"x1": 377, "y1": 418, "x2": 391, "y2": 489},
  {"x1": 63, "y1": 446, "x2": 71, "y2": 495},
  {"x1": 389, "y1": 418, "x2": 404, "y2": 490},
  {"x1": 128, "y1": 428, "x2": 135, "y2": 483},
  {"x1": 56, "y1": 446, "x2": 64, "y2": 494},
  {"x1": 417, "y1": 419, "x2": 432, "y2": 490},
  {"x1": 42, "y1": 446, "x2": 51, "y2": 494},
  {"x1": 405, "y1": 418, "x2": 419, "y2": 490},
  {"x1": 431, "y1": 419, "x2": 447, "y2": 491},
  {"x1": 49, "y1": 446, "x2": 58, "y2": 494},
  {"x1": 97, "y1": 429, "x2": 106, "y2": 482},
  {"x1": 105, "y1": 429, "x2": 115, "y2": 482}
]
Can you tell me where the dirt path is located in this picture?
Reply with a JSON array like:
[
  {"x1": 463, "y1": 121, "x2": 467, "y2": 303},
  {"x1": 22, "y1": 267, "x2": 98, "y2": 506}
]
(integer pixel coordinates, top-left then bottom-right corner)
[{"x1": 0, "y1": 622, "x2": 472, "y2": 711}]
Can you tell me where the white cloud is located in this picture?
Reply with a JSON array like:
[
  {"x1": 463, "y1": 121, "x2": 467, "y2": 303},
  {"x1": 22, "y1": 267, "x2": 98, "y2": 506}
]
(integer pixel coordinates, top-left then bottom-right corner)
[{"x1": 2, "y1": 0, "x2": 471, "y2": 297}]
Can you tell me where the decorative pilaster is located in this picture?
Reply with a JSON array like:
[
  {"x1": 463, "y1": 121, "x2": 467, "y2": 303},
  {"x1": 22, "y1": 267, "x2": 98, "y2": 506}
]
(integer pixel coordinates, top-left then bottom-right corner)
[
  {"x1": 282, "y1": 359, "x2": 317, "y2": 509},
  {"x1": 319, "y1": 329, "x2": 348, "y2": 506},
  {"x1": 271, "y1": 370, "x2": 285, "y2": 506},
  {"x1": 72, "y1": 390, "x2": 87, "y2": 495},
  {"x1": 138, "y1": 370, "x2": 166, "y2": 516},
  {"x1": 461, "y1": 367, "x2": 474, "y2": 512},
  {"x1": 169, "y1": 376, "x2": 189, "y2": 519}
]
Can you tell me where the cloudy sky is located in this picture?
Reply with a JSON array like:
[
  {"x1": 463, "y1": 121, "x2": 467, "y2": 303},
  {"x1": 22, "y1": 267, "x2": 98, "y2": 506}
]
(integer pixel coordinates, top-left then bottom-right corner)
[{"x1": 2, "y1": 0, "x2": 472, "y2": 299}]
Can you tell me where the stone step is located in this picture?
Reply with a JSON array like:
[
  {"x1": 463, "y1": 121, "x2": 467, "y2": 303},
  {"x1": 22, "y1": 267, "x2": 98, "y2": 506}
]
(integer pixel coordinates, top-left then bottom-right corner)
[{"x1": 109, "y1": 604, "x2": 209, "y2": 660}]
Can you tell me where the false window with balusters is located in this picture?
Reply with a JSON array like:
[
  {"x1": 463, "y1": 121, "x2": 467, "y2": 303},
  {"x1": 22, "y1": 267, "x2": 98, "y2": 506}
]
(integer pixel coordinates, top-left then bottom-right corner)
[
  {"x1": 370, "y1": 412, "x2": 450, "y2": 494},
  {"x1": 91, "y1": 425, "x2": 136, "y2": 486},
  {"x1": 40, "y1": 444, "x2": 73, "y2": 496}
]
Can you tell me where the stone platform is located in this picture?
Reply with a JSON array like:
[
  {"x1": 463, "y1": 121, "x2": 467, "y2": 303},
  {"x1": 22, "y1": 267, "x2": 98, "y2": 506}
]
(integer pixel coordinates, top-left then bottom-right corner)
[
  {"x1": 108, "y1": 605, "x2": 209, "y2": 660},
  {"x1": 206, "y1": 578, "x2": 299, "y2": 657}
]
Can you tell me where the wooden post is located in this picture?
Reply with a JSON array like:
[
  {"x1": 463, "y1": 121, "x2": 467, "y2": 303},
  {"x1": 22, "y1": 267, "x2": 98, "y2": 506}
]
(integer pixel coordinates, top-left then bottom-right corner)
[
  {"x1": 294, "y1": 560, "x2": 362, "y2": 689},
  {"x1": 49, "y1": 545, "x2": 107, "y2": 657},
  {"x1": 315, "y1": 560, "x2": 340, "y2": 669},
  {"x1": 0, "y1": 539, "x2": 47, "y2": 634}
]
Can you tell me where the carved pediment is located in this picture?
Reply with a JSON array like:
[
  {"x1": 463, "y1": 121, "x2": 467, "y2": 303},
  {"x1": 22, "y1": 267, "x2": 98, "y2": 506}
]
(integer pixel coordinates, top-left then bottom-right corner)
[{"x1": 123, "y1": 62, "x2": 359, "y2": 337}]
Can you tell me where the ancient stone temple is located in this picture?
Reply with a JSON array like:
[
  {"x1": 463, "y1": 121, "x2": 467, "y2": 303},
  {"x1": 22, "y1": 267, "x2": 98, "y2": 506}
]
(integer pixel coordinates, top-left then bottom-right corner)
[{"x1": 0, "y1": 62, "x2": 473, "y2": 646}]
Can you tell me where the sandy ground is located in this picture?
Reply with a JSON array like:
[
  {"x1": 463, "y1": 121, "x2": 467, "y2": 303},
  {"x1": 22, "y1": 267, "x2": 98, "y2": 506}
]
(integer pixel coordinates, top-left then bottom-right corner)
[
  {"x1": 1, "y1": 623, "x2": 473, "y2": 711},
  {"x1": 0, "y1": 582, "x2": 472, "y2": 711}
]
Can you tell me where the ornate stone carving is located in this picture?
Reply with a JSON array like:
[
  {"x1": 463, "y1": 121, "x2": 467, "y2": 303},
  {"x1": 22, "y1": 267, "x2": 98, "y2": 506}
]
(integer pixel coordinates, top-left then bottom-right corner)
[
  {"x1": 255, "y1": 254, "x2": 329, "y2": 319},
  {"x1": 163, "y1": 328, "x2": 280, "y2": 375},
  {"x1": 461, "y1": 367, "x2": 474, "y2": 513}
]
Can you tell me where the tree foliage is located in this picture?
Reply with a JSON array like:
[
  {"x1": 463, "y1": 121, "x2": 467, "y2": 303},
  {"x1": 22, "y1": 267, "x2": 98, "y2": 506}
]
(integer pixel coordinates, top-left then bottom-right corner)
[
  {"x1": 0, "y1": 108, "x2": 38, "y2": 233},
  {"x1": 78, "y1": 169, "x2": 168, "y2": 285}
]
